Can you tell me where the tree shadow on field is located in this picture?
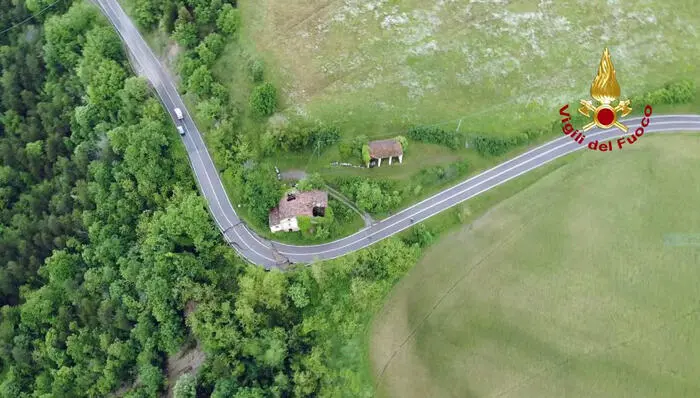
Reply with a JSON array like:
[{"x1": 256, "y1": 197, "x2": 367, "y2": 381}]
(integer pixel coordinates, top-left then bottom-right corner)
[{"x1": 415, "y1": 300, "x2": 700, "y2": 398}]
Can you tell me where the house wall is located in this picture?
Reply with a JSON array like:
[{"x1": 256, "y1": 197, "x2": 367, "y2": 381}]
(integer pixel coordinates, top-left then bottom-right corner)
[
  {"x1": 371, "y1": 155, "x2": 403, "y2": 167},
  {"x1": 270, "y1": 217, "x2": 300, "y2": 233}
]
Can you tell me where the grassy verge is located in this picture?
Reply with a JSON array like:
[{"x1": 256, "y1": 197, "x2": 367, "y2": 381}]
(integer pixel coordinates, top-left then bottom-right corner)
[{"x1": 396, "y1": 152, "x2": 581, "y2": 242}]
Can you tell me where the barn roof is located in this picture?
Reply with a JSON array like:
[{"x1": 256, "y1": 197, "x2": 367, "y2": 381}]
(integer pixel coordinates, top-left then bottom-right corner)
[{"x1": 368, "y1": 139, "x2": 403, "y2": 159}]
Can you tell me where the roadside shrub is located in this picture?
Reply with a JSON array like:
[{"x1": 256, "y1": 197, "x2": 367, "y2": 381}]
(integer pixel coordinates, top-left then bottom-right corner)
[
  {"x1": 330, "y1": 176, "x2": 403, "y2": 214},
  {"x1": 313, "y1": 224, "x2": 331, "y2": 240},
  {"x1": 176, "y1": 54, "x2": 200, "y2": 82},
  {"x1": 351, "y1": 253, "x2": 389, "y2": 280},
  {"x1": 133, "y1": 0, "x2": 162, "y2": 28},
  {"x1": 665, "y1": 80, "x2": 696, "y2": 103},
  {"x1": 250, "y1": 82, "x2": 277, "y2": 117},
  {"x1": 404, "y1": 223, "x2": 434, "y2": 248},
  {"x1": 407, "y1": 125, "x2": 464, "y2": 149},
  {"x1": 330, "y1": 177, "x2": 402, "y2": 214},
  {"x1": 173, "y1": 21, "x2": 198, "y2": 48},
  {"x1": 329, "y1": 198, "x2": 354, "y2": 222},
  {"x1": 403, "y1": 159, "x2": 469, "y2": 200},
  {"x1": 456, "y1": 204, "x2": 471, "y2": 223},
  {"x1": 187, "y1": 65, "x2": 213, "y2": 97},
  {"x1": 633, "y1": 80, "x2": 696, "y2": 105},
  {"x1": 413, "y1": 159, "x2": 469, "y2": 189},
  {"x1": 470, "y1": 133, "x2": 528, "y2": 157},
  {"x1": 522, "y1": 127, "x2": 547, "y2": 141},
  {"x1": 310, "y1": 205, "x2": 334, "y2": 239},
  {"x1": 299, "y1": 205, "x2": 334, "y2": 239}
]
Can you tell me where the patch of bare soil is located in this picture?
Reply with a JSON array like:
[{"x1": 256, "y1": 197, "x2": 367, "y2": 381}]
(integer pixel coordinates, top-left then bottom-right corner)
[
  {"x1": 163, "y1": 301, "x2": 206, "y2": 398},
  {"x1": 162, "y1": 41, "x2": 184, "y2": 85}
]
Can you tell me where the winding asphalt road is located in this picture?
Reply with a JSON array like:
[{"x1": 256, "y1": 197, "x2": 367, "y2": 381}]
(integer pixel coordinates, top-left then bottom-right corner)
[{"x1": 95, "y1": 0, "x2": 700, "y2": 269}]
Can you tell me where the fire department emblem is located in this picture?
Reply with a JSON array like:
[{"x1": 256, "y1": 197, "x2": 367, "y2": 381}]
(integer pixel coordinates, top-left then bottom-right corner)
[{"x1": 578, "y1": 48, "x2": 632, "y2": 132}]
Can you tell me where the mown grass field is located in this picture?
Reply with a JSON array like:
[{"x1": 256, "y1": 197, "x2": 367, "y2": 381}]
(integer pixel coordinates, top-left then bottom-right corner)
[
  {"x1": 371, "y1": 135, "x2": 700, "y2": 398},
  {"x1": 236, "y1": 0, "x2": 700, "y2": 139}
]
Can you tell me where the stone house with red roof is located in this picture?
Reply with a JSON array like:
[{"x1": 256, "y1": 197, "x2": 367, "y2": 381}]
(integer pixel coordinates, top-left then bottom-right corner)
[{"x1": 268, "y1": 190, "x2": 328, "y2": 232}]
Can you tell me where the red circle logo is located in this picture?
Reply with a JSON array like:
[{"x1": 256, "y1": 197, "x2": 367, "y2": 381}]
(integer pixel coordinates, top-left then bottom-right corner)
[{"x1": 596, "y1": 107, "x2": 615, "y2": 126}]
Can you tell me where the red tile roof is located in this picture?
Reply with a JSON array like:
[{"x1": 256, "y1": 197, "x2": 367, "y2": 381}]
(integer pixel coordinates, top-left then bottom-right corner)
[
  {"x1": 368, "y1": 139, "x2": 403, "y2": 159},
  {"x1": 269, "y1": 190, "x2": 328, "y2": 225}
]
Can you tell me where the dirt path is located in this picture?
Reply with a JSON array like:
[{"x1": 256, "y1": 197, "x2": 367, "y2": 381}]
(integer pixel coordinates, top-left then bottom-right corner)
[
  {"x1": 280, "y1": 169, "x2": 307, "y2": 181},
  {"x1": 324, "y1": 184, "x2": 374, "y2": 227},
  {"x1": 164, "y1": 343, "x2": 206, "y2": 398}
]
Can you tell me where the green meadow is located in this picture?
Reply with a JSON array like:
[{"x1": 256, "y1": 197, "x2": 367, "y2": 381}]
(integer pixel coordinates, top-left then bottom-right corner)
[
  {"x1": 371, "y1": 135, "x2": 700, "y2": 398},
  {"x1": 235, "y1": 0, "x2": 700, "y2": 138}
]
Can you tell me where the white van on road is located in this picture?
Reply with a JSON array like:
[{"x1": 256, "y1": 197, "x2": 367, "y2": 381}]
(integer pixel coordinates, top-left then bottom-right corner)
[{"x1": 174, "y1": 107, "x2": 183, "y2": 120}]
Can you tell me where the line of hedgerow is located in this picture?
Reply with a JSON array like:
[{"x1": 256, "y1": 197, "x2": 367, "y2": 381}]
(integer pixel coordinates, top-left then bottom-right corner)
[{"x1": 406, "y1": 79, "x2": 696, "y2": 157}]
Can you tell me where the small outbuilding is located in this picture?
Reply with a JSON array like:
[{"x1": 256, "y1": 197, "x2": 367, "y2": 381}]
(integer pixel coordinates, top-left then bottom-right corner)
[
  {"x1": 269, "y1": 190, "x2": 328, "y2": 233},
  {"x1": 368, "y1": 139, "x2": 403, "y2": 167}
]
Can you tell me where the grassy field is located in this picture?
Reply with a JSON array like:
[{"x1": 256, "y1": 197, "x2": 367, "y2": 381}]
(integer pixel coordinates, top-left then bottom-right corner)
[
  {"x1": 237, "y1": 0, "x2": 700, "y2": 138},
  {"x1": 371, "y1": 134, "x2": 700, "y2": 398}
]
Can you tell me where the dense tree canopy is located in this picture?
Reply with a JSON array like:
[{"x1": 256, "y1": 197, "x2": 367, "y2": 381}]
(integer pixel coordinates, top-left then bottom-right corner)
[
  {"x1": 239, "y1": 163, "x2": 282, "y2": 224},
  {"x1": 0, "y1": 1, "x2": 429, "y2": 397}
]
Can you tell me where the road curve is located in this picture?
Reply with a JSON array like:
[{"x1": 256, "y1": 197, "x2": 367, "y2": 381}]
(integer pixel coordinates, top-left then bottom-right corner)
[{"x1": 95, "y1": 0, "x2": 700, "y2": 269}]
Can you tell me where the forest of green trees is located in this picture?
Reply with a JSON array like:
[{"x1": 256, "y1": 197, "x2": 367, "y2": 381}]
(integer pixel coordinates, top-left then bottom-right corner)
[
  {"x1": 5, "y1": 0, "x2": 696, "y2": 396},
  {"x1": 0, "y1": 0, "x2": 427, "y2": 396}
]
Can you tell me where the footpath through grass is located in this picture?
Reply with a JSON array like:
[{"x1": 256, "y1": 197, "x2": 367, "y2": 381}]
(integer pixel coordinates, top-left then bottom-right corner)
[{"x1": 371, "y1": 134, "x2": 700, "y2": 398}]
